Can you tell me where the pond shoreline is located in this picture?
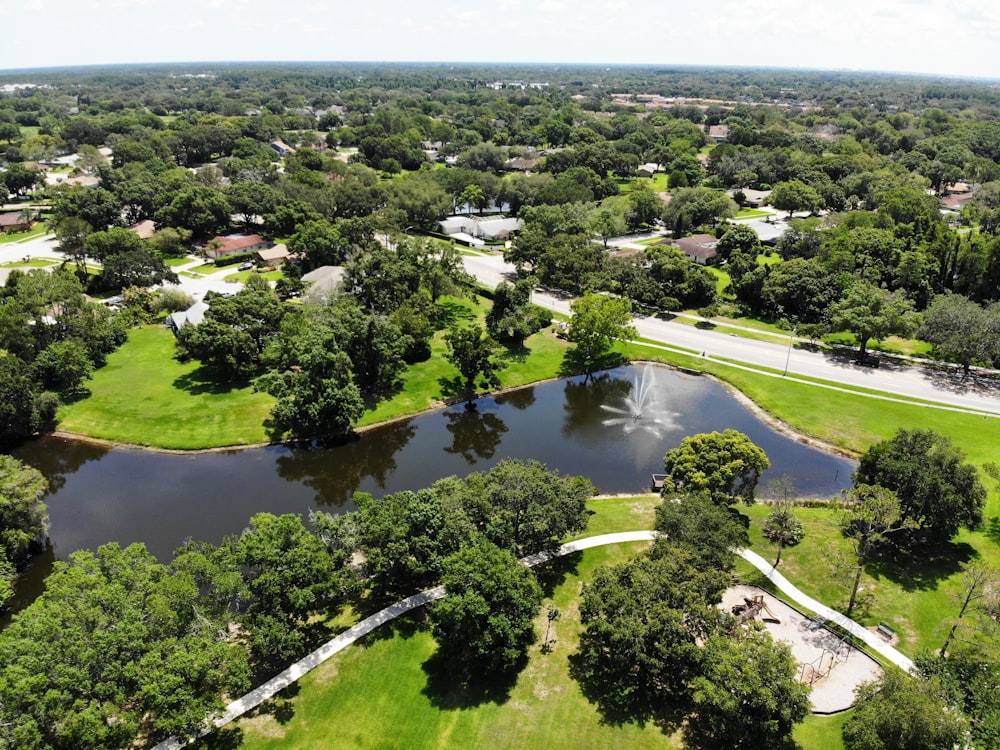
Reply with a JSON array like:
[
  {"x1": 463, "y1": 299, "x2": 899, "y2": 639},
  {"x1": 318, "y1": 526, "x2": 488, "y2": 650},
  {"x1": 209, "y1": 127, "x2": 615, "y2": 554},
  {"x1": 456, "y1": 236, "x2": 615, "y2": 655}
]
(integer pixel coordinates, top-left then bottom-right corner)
[{"x1": 46, "y1": 361, "x2": 856, "y2": 464}]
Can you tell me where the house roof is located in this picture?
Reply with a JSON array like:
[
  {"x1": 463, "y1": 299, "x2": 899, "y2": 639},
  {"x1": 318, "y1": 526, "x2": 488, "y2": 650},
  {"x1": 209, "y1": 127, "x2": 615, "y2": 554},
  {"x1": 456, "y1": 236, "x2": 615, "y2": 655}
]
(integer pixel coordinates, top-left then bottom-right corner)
[
  {"x1": 257, "y1": 244, "x2": 290, "y2": 262},
  {"x1": 168, "y1": 300, "x2": 209, "y2": 329},
  {"x1": 668, "y1": 234, "x2": 719, "y2": 259},
  {"x1": 302, "y1": 265, "x2": 345, "y2": 284},
  {"x1": 0, "y1": 213, "x2": 30, "y2": 227},
  {"x1": 128, "y1": 219, "x2": 156, "y2": 239},
  {"x1": 209, "y1": 234, "x2": 267, "y2": 254}
]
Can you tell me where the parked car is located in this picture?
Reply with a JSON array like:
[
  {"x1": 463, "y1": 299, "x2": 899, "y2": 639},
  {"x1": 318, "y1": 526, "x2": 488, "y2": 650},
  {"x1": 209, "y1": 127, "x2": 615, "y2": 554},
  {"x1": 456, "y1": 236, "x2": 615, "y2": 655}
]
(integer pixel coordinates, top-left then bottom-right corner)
[
  {"x1": 855, "y1": 353, "x2": 880, "y2": 368},
  {"x1": 238, "y1": 262, "x2": 254, "y2": 271}
]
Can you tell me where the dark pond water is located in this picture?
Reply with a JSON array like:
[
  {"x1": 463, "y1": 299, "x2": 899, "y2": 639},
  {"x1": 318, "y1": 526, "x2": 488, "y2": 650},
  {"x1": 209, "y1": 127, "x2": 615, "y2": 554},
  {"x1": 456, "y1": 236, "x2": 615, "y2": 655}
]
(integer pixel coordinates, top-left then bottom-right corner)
[{"x1": 12, "y1": 364, "x2": 855, "y2": 573}]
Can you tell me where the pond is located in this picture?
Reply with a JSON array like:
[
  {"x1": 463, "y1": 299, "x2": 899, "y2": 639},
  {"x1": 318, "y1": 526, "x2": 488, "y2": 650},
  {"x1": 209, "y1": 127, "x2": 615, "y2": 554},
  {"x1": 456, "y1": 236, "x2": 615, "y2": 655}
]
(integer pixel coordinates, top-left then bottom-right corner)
[{"x1": 9, "y1": 365, "x2": 855, "y2": 606}]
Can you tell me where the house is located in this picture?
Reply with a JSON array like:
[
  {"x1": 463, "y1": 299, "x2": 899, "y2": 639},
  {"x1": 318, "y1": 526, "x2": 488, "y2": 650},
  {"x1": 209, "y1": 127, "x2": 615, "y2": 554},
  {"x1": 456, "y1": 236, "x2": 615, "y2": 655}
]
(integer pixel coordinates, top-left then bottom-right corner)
[
  {"x1": 707, "y1": 124, "x2": 730, "y2": 143},
  {"x1": 660, "y1": 234, "x2": 720, "y2": 265},
  {"x1": 270, "y1": 140, "x2": 295, "y2": 157},
  {"x1": 301, "y1": 265, "x2": 346, "y2": 305},
  {"x1": 0, "y1": 212, "x2": 34, "y2": 234},
  {"x1": 128, "y1": 219, "x2": 156, "y2": 240},
  {"x1": 166, "y1": 300, "x2": 209, "y2": 334},
  {"x1": 257, "y1": 244, "x2": 290, "y2": 267},
  {"x1": 437, "y1": 215, "x2": 523, "y2": 242},
  {"x1": 636, "y1": 163, "x2": 660, "y2": 178},
  {"x1": 205, "y1": 234, "x2": 270, "y2": 260},
  {"x1": 505, "y1": 157, "x2": 539, "y2": 172},
  {"x1": 733, "y1": 188, "x2": 772, "y2": 208}
]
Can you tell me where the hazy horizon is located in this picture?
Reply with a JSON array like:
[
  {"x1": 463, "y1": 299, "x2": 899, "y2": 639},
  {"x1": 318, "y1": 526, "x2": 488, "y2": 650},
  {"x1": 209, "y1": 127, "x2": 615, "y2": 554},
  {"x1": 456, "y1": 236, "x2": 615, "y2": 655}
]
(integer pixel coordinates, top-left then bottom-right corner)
[{"x1": 2, "y1": 0, "x2": 998, "y2": 82}]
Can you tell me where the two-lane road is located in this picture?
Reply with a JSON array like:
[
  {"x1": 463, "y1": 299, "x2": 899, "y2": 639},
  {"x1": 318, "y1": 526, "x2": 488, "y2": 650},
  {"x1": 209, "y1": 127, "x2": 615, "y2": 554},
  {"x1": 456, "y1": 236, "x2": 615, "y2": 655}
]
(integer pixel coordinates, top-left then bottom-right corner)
[{"x1": 462, "y1": 252, "x2": 1000, "y2": 416}]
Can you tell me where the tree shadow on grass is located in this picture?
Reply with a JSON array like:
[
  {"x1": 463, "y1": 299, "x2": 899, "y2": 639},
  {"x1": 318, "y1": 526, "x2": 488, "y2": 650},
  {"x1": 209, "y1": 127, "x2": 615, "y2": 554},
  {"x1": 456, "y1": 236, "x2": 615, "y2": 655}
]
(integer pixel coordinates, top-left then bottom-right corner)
[
  {"x1": 436, "y1": 300, "x2": 477, "y2": 327},
  {"x1": 498, "y1": 344, "x2": 530, "y2": 365},
  {"x1": 436, "y1": 375, "x2": 466, "y2": 402},
  {"x1": 567, "y1": 648, "x2": 687, "y2": 736},
  {"x1": 191, "y1": 726, "x2": 244, "y2": 749},
  {"x1": 172, "y1": 366, "x2": 249, "y2": 396},
  {"x1": 421, "y1": 649, "x2": 523, "y2": 710},
  {"x1": 865, "y1": 540, "x2": 976, "y2": 592},
  {"x1": 985, "y1": 516, "x2": 1000, "y2": 548},
  {"x1": 533, "y1": 550, "x2": 582, "y2": 599}
]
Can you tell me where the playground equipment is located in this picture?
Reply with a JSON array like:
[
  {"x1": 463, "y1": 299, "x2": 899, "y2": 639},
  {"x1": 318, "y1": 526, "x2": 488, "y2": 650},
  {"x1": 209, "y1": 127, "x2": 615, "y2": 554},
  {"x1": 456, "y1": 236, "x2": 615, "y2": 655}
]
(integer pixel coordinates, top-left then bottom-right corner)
[{"x1": 731, "y1": 594, "x2": 781, "y2": 625}]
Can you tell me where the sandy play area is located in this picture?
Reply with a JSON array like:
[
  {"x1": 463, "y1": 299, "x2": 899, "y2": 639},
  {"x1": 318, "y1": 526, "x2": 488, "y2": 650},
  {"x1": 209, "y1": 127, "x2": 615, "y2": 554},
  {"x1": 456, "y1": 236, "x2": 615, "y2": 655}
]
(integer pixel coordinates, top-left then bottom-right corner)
[{"x1": 721, "y1": 584, "x2": 883, "y2": 713}]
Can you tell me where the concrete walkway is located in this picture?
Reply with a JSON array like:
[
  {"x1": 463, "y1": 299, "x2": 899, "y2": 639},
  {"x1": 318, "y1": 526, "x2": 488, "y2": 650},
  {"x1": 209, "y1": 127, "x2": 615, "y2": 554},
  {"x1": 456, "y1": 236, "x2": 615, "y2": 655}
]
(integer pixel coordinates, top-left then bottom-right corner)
[{"x1": 152, "y1": 531, "x2": 911, "y2": 749}]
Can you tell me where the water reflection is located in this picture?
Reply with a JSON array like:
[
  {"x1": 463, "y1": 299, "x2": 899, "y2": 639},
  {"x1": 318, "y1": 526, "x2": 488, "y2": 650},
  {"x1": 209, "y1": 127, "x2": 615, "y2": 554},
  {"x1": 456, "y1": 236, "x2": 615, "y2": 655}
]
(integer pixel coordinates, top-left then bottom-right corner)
[
  {"x1": 443, "y1": 407, "x2": 508, "y2": 463},
  {"x1": 275, "y1": 420, "x2": 417, "y2": 506},
  {"x1": 10, "y1": 365, "x2": 857, "y2": 569}
]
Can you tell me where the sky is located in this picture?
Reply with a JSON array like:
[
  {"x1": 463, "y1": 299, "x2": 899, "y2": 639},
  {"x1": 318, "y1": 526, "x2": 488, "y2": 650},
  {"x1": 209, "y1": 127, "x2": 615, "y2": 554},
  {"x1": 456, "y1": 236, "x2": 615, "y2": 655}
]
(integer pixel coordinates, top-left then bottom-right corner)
[{"x1": 1, "y1": 0, "x2": 999, "y2": 81}]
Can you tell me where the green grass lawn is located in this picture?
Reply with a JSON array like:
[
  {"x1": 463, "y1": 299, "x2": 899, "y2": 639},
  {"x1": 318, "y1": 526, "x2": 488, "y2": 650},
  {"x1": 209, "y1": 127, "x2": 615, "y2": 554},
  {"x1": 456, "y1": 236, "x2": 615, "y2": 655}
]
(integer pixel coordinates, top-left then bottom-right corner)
[
  {"x1": 0, "y1": 224, "x2": 49, "y2": 244},
  {"x1": 735, "y1": 208, "x2": 772, "y2": 219},
  {"x1": 197, "y1": 495, "x2": 857, "y2": 750},
  {"x1": 56, "y1": 325, "x2": 274, "y2": 449},
  {"x1": 0, "y1": 257, "x2": 58, "y2": 268},
  {"x1": 202, "y1": 540, "x2": 680, "y2": 750}
]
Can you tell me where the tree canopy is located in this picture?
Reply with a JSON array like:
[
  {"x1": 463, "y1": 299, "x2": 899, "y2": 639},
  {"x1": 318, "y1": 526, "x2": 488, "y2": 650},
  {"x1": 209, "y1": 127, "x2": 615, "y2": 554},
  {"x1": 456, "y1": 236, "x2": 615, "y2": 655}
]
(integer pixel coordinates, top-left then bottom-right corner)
[{"x1": 662, "y1": 430, "x2": 770, "y2": 505}]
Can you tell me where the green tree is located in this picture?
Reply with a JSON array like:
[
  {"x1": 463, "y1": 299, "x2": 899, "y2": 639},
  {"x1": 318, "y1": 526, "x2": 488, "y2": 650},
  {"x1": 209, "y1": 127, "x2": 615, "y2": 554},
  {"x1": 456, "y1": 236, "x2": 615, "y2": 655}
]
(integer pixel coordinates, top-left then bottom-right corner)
[
  {"x1": 574, "y1": 546, "x2": 730, "y2": 726},
  {"x1": 446, "y1": 458, "x2": 596, "y2": 555},
  {"x1": 588, "y1": 208, "x2": 625, "y2": 248},
  {"x1": 0, "y1": 543, "x2": 250, "y2": 749},
  {"x1": 236, "y1": 512, "x2": 347, "y2": 662},
  {"x1": 916, "y1": 650, "x2": 1000, "y2": 749},
  {"x1": 355, "y1": 488, "x2": 470, "y2": 597},
  {"x1": 830, "y1": 278, "x2": 920, "y2": 359},
  {"x1": 429, "y1": 542, "x2": 543, "y2": 677},
  {"x1": 920, "y1": 293, "x2": 1000, "y2": 376},
  {"x1": 444, "y1": 324, "x2": 503, "y2": 406},
  {"x1": 688, "y1": 627, "x2": 811, "y2": 749},
  {"x1": 939, "y1": 560, "x2": 1000, "y2": 656},
  {"x1": 853, "y1": 428, "x2": 986, "y2": 547},
  {"x1": 769, "y1": 179, "x2": 824, "y2": 217},
  {"x1": 254, "y1": 328, "x2": 363, "y2": 439},
  {"x1": 842, "y1": 669, "x2": 968, "y2": 750},
  {"x1": 840, "y1": 484, "x2": 915, "y2": 616},
  {"x1": 626, "y1": 184, "x2": 663, "y2": 230},
  {"x1": 761, "y1": 503, "x2": 805, "y2": 566},
  {"x1": 566, "y1": 293, "x2": 636, "y2": 374},
  {"x1": 30, "y1": 339, "x2": 93, "y2": 398},
  {"x1": 716, "y1": 223, "x2": 760, "y2": 262},
  {"x1": 0, "y1": 455, "x2": 48, "y2": 609},
  {"x1": 662, "y1": 430, "x2": 770, "y2": 505},
  {"x1": 485, "y1": 279, "x2": 551, "y2": 346},
  {"x1": 654, "y1": 490, "x2": 749, "y2": 570}
]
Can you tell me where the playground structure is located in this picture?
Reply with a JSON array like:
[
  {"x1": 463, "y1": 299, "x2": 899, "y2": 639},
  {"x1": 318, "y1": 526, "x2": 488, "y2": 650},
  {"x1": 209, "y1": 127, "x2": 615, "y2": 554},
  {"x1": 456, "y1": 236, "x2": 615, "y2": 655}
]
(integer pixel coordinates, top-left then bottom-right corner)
[
  {"x1": 720, "y1": 584, "x2": 881, "y2": 712},
  {"x1": 731, "y1": 594, "x2": 781, "y2": 625}
]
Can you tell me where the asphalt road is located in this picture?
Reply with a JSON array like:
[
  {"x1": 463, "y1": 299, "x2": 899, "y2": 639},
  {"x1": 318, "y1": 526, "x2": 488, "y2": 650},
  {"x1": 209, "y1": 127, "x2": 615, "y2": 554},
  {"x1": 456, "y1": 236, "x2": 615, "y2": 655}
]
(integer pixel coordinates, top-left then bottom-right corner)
[{"x1": 462, "y1": 251, "x2": 1000, "y2": 416}]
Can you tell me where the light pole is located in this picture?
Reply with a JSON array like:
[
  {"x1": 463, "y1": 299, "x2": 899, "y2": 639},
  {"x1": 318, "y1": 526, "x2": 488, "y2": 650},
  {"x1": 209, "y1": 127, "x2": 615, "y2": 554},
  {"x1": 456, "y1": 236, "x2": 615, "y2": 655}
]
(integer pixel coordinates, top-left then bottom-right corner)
[{"x1": 783, "y1": 327, "x2": 795, "y2": 377}]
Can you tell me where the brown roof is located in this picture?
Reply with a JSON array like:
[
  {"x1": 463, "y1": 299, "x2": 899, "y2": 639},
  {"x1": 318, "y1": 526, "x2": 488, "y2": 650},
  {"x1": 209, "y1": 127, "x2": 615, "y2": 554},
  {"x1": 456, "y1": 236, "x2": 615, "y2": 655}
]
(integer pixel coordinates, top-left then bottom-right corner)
[
  {"x1": 128, "y1": 220, "x2": 156, "y2": 239},
  {"x1": 662, "y1": 234, "x2": 719, "y2": 260},
  {"x1": 257, "y1": 244, "x2": 290, "y2": 262},
  {"x1": 0, "y1": 213, "x2": 32, "y2": 228},
  {"x1": 210, "y1": 234, "x2": 268, "y2": 254}
]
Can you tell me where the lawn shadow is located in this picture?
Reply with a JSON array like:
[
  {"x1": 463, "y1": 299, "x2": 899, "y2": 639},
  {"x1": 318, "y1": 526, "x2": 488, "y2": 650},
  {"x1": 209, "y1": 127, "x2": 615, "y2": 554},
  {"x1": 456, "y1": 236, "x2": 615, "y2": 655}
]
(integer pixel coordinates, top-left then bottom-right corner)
[
  {"x1": 244, "y1": 682, "x2": 300, "y2": 726},
  {"x1": 566, "y1": 649, "x2": 686, "y2": 735},
  {"x1": 421, "y1": 649, "x2": 523, "y2": 710},
  {"x1": 172, "y1": 366, "x2": 249, "y2": 396},
  {"x1": 533, "y1": 550, "x2": 582, "y2": 599},
  {"x1": 436, "y1": 300, "x2": 477, "y2": 327},
  {"x1": 354, "y1": 610, "x2": 428, "y2": 648},
  {"x1": 436, "y1": 375, "x2": 465, "y2": 402},
  {"x1": 865, "y1": 540, "x2": 976, "y2": 592},
  {"x1": 985, "y1": 516, "x2": 1000, "y2": 548},
  {"x1": 499, "y1": 344, "x2": 530, "y2": 364},
  {"x1": 191, "y1": 726, "x2": 244, "y2": 749}
]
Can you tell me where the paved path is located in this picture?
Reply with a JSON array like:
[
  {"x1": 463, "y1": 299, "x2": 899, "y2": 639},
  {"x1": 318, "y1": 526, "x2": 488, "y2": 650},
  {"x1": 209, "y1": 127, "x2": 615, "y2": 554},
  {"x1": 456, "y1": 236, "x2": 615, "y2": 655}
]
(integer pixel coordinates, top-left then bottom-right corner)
[{"x1": 153, "y1": 531, "x2": 911, "y2": 749}]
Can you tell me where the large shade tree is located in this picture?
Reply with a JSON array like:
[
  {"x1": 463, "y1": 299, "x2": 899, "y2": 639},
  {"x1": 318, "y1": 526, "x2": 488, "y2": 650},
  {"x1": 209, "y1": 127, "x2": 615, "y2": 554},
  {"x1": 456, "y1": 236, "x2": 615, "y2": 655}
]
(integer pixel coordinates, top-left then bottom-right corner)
[
  {"x1": 662, "y1": 430, "x2": 770, "y2": 505},
  {"x1": 853, "y1": 428, "x2": 986, "y2": 547}
]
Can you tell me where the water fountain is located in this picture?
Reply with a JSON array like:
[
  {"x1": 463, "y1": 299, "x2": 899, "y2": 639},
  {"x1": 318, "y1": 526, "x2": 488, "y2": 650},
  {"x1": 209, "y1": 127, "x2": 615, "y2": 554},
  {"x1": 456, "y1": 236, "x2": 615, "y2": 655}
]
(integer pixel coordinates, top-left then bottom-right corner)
[{"x1": 599, "y1": 364, "x2": 680, "y2": 439}]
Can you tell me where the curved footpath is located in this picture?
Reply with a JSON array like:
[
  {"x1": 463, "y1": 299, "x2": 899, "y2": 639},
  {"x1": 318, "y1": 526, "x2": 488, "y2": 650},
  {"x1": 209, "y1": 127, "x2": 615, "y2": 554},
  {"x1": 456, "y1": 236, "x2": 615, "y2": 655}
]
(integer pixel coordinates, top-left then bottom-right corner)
[{"x1": 154, "y1": 531, "x2": 912, "y2": 750}]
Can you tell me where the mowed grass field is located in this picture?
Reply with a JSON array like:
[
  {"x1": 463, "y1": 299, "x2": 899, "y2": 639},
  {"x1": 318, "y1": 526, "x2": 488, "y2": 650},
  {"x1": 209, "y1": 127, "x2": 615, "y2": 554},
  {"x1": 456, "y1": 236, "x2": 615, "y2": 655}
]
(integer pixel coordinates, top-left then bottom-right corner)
[
  {"x1": 56, "y1": 325, "x2": 275, "y2": 449},
  {"x1": 197, "y1": 496, "x2": 851, "y2": 750}
]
